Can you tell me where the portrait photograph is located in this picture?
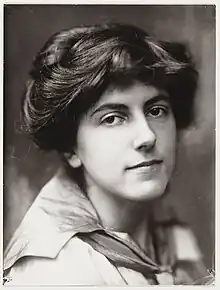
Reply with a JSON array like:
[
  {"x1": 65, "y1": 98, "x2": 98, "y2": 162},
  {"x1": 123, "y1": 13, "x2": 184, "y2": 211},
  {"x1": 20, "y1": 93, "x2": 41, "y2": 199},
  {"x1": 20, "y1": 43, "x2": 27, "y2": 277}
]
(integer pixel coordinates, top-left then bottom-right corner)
[{"x1": 2, "y1": 3, "x2": 216, "y2": 286}]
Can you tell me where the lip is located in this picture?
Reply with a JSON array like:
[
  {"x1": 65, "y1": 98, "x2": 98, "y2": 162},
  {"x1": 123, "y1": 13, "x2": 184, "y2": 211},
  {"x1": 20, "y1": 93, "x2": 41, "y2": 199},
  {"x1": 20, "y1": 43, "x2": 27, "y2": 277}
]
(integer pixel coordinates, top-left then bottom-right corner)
[{"x1": 126, "y1": 159, "x2": 163, "y2": 170}]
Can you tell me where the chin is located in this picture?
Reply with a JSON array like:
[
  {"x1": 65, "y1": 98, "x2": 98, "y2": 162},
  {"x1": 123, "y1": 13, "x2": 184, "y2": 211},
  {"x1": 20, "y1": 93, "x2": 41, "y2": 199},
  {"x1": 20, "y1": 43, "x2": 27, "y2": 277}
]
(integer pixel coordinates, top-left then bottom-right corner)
[{"x1": 125, "y1": 181, "x2": 168, "y2": 201}]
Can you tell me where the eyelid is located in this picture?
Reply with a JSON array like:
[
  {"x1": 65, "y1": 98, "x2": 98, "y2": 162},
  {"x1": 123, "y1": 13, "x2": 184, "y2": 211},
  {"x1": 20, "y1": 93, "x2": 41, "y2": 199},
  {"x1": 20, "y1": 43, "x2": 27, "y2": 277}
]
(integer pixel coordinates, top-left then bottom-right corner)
[
  {"x1": 147, "y1": 102, "x2": 170, "y2": 110},
  {"x1": 148, "y1": 99, "x2": 169, "y2": 106},
  {"x1": 100, "y1": 112, "x2": 128, "y2": 125},
  {"x1": 146, "y1": 104, "x2": 169, "y2": 116},
  {"x1": 151, "y1": 104, "x2": 168, "y2": 110},
  {"x1": 100, "y1": 111, "x2": 127, "y2": 120}
]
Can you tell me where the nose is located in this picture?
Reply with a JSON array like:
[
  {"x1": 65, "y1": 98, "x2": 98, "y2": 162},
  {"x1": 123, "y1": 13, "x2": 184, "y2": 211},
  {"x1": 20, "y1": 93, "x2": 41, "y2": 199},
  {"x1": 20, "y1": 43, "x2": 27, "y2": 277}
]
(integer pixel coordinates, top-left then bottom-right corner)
[{"x1": 132, "y1": 116, "x2": 156, "y2": 151}]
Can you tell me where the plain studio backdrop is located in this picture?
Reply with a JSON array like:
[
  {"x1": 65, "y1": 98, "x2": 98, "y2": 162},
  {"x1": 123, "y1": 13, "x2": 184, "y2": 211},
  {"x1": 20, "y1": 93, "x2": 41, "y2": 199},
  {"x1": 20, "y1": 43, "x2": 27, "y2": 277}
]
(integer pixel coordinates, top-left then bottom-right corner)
[{"x1": 3, "y1": 5, "x2": 215, "y2": 270}]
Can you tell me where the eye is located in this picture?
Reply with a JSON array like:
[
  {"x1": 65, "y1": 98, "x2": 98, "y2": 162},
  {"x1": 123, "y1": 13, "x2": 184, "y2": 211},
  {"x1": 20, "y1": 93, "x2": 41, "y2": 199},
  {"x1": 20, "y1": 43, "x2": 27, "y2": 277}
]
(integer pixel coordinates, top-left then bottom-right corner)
[
  {"x1": 147, "y1": 106, "x2": 168, "y2": 118},
  {"x1": 100, "y1": 114, "x2": 126, "y2": 126}
]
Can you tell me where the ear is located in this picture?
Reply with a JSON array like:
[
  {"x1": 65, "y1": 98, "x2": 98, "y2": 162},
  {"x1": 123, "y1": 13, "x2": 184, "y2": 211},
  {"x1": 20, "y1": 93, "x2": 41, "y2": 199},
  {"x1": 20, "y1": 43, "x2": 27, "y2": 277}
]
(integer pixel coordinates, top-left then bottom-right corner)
[{"x1": 64, "y1": 152, "x2": 82, "y2": 168}]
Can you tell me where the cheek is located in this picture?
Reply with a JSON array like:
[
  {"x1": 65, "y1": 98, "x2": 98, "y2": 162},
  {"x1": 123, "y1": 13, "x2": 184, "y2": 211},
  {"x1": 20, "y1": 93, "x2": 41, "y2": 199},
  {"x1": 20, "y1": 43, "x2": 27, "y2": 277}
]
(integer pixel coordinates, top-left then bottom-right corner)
[
  {"x1": 156, "y1": 120, "x2": 176, "y2": 164},
  {"x1": 165, "y1": 125, "x2": 176, "y2": 152},
  {"x1": 163, "y1": 122, "x2": 177, "y2": 169},
  {"x1": 76, "y1": 129, "x2": 126, "y2": 170}
]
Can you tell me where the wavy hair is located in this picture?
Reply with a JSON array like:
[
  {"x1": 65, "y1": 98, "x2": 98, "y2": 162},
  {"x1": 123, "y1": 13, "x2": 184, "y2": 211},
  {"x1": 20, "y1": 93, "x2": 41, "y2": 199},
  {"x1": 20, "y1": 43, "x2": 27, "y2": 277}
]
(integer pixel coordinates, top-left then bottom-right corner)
[{"x1": 22, "y1": 23, "x2": 198, "y2": 153}]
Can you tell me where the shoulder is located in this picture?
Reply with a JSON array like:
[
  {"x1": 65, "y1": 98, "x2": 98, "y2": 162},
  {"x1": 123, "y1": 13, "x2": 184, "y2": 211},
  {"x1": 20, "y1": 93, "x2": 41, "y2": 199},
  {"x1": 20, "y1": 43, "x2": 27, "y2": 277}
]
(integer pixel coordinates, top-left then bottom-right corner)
[
  {"x1": 4, "y1": 237, "x2": 108, "y2": 286},
  {"x1": 169, "y1": 225, "x2": 210, "y2": 284},
  {"x1": 152, "y1": 201, "x2": 203, "y2": 262},
  {"x1": 4, "y1": 169, "x2": 99, "y2": 272},
  {"x1": 171, "y1": 224, "x2": 202, "y2": 261}
]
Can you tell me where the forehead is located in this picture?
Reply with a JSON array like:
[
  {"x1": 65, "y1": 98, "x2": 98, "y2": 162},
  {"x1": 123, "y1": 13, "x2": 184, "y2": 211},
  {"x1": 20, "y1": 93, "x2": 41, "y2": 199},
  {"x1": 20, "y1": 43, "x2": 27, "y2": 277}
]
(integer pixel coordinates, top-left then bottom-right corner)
[{"x1": 94, "y1": 81, "x2": 167, "y2": 108}]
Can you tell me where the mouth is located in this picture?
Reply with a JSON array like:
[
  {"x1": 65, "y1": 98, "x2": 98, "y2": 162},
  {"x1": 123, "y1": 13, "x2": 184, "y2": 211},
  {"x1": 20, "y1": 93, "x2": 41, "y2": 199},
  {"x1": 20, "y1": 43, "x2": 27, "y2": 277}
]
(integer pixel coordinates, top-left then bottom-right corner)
[{"x1": 126, "y1": 159, "x2": 163, "y2": 170}]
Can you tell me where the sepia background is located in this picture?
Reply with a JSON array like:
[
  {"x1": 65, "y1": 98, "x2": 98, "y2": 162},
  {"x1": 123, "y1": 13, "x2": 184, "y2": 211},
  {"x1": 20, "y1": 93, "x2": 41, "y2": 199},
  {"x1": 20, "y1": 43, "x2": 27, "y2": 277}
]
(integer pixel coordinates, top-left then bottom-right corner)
[{"x1": 4, "y1": 5, "x2": 215, "y2": 269}]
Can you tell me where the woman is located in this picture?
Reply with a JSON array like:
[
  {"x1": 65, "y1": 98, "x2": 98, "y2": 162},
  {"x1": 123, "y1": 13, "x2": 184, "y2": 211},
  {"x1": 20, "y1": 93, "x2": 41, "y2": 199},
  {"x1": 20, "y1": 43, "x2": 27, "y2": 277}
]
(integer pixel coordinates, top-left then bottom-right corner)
[{"x1": 3, "y1": 23, "x2": 212, "y2": 285}]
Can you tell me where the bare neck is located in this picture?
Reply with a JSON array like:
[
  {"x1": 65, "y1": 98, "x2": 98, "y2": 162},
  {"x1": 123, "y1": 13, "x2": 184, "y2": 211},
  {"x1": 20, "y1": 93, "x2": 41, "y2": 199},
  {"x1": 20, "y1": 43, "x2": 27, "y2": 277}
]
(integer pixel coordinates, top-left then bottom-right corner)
[{"x1": 86, "y1": 183, "x2": 153, "y2": 252}]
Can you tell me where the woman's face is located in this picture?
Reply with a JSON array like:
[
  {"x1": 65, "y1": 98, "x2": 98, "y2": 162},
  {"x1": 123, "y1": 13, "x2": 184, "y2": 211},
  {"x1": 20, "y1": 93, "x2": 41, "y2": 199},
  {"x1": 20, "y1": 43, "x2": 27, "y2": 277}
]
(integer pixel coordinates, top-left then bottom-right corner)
[{"x1": 72, "y1": 81, "x2": 176, "y2": 201}]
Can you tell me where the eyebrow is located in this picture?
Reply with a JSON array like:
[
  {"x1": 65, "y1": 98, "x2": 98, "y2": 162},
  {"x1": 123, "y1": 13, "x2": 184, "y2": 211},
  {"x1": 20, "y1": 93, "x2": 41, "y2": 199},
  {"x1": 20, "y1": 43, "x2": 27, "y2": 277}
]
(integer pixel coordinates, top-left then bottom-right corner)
[
  {"x1": 90, "y1": 94, "x2": 170, "y2": 117},
  {"x1": 143, "y1": 94, "x2": 170, "y2": 110}
]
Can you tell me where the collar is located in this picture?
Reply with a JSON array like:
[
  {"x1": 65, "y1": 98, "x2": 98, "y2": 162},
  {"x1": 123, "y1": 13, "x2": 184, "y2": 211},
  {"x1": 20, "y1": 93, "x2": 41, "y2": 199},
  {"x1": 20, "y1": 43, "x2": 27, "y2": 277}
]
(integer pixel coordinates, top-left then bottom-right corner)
[{"x1": 4, "y1": 167, "x2": 202, "y2": 271}]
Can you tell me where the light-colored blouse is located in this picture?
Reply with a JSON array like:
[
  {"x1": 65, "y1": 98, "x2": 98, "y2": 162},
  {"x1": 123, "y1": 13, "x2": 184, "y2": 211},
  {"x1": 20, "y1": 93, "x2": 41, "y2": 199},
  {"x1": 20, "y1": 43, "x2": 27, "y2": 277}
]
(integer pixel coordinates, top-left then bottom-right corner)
[{"x1": 3, "y1": 168, "x2": 211, "y2": 286}]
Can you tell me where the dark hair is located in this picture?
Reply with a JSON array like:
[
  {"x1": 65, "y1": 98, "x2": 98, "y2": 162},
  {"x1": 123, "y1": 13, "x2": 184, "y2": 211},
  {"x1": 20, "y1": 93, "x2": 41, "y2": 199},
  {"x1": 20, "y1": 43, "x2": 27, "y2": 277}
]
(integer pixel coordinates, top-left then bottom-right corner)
[{"x1": 22, "y1": 23, "x2": 198, "y2": 153}]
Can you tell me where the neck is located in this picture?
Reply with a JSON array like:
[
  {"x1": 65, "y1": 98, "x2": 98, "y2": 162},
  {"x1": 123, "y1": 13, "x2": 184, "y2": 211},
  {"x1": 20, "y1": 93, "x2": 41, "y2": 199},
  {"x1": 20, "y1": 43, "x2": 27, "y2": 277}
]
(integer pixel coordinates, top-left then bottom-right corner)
[{"x1": 85, "y1": 182, "x2": 154, "y2": 252}]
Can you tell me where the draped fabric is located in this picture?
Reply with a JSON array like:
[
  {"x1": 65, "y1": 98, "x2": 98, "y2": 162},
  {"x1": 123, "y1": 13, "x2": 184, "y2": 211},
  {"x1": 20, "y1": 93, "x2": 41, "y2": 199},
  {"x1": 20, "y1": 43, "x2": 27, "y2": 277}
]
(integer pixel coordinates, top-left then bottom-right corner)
[{"x1": 3, "y1": 167, "x2": 213, "y2": 285}]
